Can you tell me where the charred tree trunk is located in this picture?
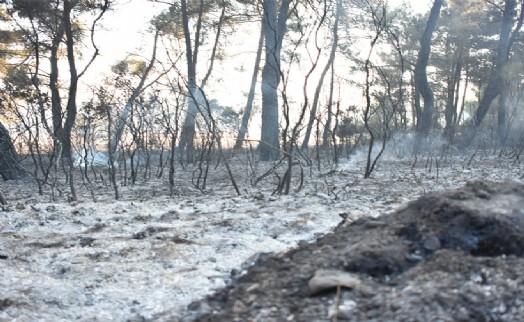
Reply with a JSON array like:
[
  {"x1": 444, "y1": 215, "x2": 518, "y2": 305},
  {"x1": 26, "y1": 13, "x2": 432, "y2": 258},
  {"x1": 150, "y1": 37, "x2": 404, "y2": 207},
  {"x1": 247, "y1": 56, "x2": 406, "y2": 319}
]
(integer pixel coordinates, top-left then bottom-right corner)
[
  {"x1": 444, "y1": 49, "x2": 463, "y2": 140},
  {"x1": 49, "y1": 17, "x2": 65, "y2": 155},
  {"x1": 61, "y1": 0, "x2": 78, "y2": 161},
  {"x1": 463, "y1": 0, "x2": 523, "y2": 147},
  {"x1": 0, "y1": 122, "x2": 24, "y2": 181},
  {"x1": 259, "y1": 0, "x2": 291, "y2": 161},
  {"x1": 178, "y1": 0, "x2": 225, "y2": 160},
  {"x1": 472, "y1": 0, "x2": 516, "y2": 127},
  {"x1": 414, "y1": 0, "x2": 443, "y2": 152},
  {"x1": 177, "y1": 0, "x2": 200, "y2": 160}
]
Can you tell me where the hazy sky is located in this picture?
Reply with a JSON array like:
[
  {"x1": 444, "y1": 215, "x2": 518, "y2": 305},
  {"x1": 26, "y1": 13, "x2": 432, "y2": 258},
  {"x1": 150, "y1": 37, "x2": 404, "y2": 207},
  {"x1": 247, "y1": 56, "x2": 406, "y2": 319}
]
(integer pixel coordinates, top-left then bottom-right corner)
[
  {"x1": 92, "y1": 0, "x2": 433, "y2": 72},
  {"x1": 83, "y1": 0, "x2": 434, "y2": 107},
  {"x1": 93, "y1": 1, "x2": 164, "y2": 72}
]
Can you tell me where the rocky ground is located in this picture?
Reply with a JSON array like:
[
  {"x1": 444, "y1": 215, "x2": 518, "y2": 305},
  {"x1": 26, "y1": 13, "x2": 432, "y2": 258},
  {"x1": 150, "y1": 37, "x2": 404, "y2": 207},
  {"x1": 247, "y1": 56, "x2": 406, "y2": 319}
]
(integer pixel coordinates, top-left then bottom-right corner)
[{"x1": 0, "y1": 151, "x2": 523, "y2": 321}]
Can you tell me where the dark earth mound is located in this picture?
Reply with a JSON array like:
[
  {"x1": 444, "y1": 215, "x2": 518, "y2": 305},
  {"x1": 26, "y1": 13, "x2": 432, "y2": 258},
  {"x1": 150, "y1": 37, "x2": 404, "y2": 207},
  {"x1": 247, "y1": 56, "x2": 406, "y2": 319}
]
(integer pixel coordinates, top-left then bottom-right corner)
[{"x1": 184, "y1": 181, "x2": 524, "y2": 321}]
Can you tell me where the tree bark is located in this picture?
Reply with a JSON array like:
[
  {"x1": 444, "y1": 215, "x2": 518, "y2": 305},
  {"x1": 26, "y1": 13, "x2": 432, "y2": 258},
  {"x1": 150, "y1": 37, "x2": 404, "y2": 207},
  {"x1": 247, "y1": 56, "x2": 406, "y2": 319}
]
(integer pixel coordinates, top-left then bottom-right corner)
[
  {"x1": 49, "y1": 8, "x2": 65, "y2": 148},
  {"x1": 178, "y1": 0, "x2": 199, "y2": 159},
  {"x1": 472, "y1": 0, "x2": 515, "y2": 128},
  {"x1": 462, "y1": 0, "x2": 523, "y2": 146},
  {"x1": 0, "y1": 122, "x2": 24, "y2": 181},
  {"x1": 414, "y1": 0, "x2": 443, "y2": 150},
  {"x1": 443, "y1": 50, "x2": 463, "y2": 139},
  {"x1": 178, "y1": 0, "x2": 225, "y2": 160},
  {"x1": 259, "y1": 0, "x2": 291, "y2": 161},
  {"x1": 60, "y1": 0, "x2": 78, "y2": 161}
]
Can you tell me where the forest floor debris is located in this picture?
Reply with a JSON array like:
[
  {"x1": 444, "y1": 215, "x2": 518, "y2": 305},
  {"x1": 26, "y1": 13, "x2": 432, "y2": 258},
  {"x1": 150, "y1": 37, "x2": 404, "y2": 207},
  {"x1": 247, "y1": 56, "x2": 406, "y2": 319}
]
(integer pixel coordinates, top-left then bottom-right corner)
[
  {"x1": 0, "y1": 153, "x2": 523, "y2": 321},
  {"x1": 187, "y1": 180, "x2": 524, "y2": 322}
]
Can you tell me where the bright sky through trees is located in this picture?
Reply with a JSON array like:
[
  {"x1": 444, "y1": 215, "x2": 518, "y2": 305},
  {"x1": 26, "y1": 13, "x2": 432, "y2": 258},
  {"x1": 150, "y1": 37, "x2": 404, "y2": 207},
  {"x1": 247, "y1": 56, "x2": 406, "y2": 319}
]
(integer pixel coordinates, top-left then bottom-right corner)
[
  {"x1": 1, "y1": 0, "x2": 521, "y2": 198},
  {"x1": 78, "y1": 0, "x2": 437, "y2": 130},
  {"x1": 91, "y1": 0, "x2": 432, "y2": 76}
]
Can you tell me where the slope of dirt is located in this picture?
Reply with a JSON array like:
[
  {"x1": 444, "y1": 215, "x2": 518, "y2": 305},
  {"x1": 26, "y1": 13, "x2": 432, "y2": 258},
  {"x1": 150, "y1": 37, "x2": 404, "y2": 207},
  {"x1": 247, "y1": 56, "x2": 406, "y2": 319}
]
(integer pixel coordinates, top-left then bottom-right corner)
[{"x1": 185, "y1": 181, "x2": 524, "y2": 322}]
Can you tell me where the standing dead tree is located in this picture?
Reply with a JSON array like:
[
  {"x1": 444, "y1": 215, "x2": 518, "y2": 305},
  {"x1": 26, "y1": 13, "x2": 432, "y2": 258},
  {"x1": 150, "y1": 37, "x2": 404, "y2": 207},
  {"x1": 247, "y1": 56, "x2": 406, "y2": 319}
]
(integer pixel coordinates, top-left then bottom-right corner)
[
  {"x1": 0, "y1": 121, "x2": 25, "y2": 181},
  {"x1": 414, "y1": 0, "x2": 443, "y2": 152},
  {"x1": 259, "y1": 0, "x2": 292, "y2": 161},
  {"x1": 475, "y1": 0, "x2": 523, "y2": 144},
  {"x1": 7, "y1": 0, "x2": 110, "y2": 201},
  {"x1": 302, "y1": 0, "x2": 341, "y2": 151},
  {"x1": 174, "y1": 0, "x2": 229, "y2": 160},
  {"x1": 362, "y1": 3, "x2": 388, "y2": 179},
  {"x1": 110, "y1": 28, "x2": 162, "y2": 156}
]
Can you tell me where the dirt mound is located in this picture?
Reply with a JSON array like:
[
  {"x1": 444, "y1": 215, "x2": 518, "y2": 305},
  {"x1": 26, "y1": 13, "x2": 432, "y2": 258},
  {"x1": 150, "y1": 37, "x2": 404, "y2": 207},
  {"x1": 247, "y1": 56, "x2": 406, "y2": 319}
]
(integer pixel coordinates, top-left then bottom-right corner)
[{"x1": 185, "y1": 181, "x2": 524, "y2": 321}]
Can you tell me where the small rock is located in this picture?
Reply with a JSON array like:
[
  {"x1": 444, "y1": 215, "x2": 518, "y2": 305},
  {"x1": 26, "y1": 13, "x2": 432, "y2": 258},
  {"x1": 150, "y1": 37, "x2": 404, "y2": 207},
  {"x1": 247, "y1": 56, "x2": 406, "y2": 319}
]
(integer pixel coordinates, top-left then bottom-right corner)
[
  {"x1": 71, "y1": 209, "x2": 86, "y2": 216},
  {"x1": 132, "y1": 226, "x2": 156, "y2": 239},
  {"x1": 253, "y1": 192, "x2": 264, "y2": 200},
  {"x1": 132, "y1": 231, "x2": 148, "y2": 240},
  {"x1": 46, "y1": 205, "x2": 57, "y2": 212},
  {"x1": 159, "y1": 210, "x2": 179, "y2": 221},
  {"x1": 145, "y1": 226, "x2": 156, "y2": 234},
  {"x1": 2, "y1": 205, "x2": 13, "y2": 212},
  {"x1": 246, "y1": 283, "x2": 260, "y2": 293},
  {"x1": 475, "y1": 189, "x2": 491, "y2": 199},
  {"x1": 423, "y1": 235, "x2": 441, "y2": 252},
  {"x1": 171, "y1": 236, "x2": 194, "y2": 244},
  {"x1": 0, "y1": 298, "x2": 14, "y2": 310},
  {"x1": 79, "y1": 237, "x2": 96, "y2": 247},
  {"x1": 309, "y1": 269, "x2": 368, "y2": 295},
  {"x1": 328, "y1": 299, "x2": 357, "y2": 320},
  {"x1": 232, "y1": 300, "x2": 246, "y2": 313},
  {"x1": 454, "y1": 306, "x2": 471, "y2": 321},
  {"x1": 405, "y1": 252, "x2": 423, "y2": 262},
  {"x1": 185, "y1": 301, "x2": 212, "y2": 322},
  {"x1": 134, "y1": 214, "x2": 152, "y2": 222}
]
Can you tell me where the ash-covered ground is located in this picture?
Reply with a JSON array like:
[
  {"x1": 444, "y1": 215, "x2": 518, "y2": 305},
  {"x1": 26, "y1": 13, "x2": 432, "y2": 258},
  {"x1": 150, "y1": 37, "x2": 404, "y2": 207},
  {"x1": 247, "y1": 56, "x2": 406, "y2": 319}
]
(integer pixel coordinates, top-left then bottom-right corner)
[
  {"x1": 0, "y1": 152, "x2": 523, "y2": 321},
  {"x1": 188, "y1": 180, "x2": 524, "y2": 322}
]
